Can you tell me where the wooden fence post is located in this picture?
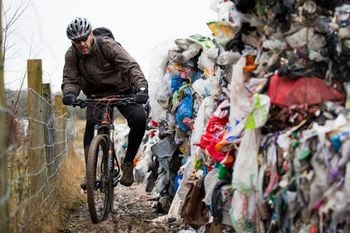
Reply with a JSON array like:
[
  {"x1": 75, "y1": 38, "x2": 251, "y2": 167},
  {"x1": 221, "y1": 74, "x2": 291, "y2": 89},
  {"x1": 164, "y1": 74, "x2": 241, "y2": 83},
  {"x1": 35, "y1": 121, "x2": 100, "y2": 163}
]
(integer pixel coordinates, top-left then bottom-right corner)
[
  {"x1": 42, "y1": 83, "x2": 51, "y2": 104},
  {"x1": 54, "y1": 95, "x2": 64, "y2": 117},
  {"x1": 0, "y1": 0, "x2": 9, "y2": 231},
  {"x1": 42, "y1": 83, "x2": 54, "y2": 196},
  {"x1": 54, "y1": 95, "x2": 67, "y2": 166},
  {"x1": 27, "y1": 59, "x2": 46, "y2": 212}
]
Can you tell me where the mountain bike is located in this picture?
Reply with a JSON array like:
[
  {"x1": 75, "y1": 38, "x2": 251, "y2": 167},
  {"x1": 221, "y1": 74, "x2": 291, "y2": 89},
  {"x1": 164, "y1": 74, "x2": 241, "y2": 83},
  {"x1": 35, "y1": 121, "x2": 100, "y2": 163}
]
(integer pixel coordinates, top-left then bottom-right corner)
[{"x1": 72, "y1": 95, "x2": 135, "y2": 223}]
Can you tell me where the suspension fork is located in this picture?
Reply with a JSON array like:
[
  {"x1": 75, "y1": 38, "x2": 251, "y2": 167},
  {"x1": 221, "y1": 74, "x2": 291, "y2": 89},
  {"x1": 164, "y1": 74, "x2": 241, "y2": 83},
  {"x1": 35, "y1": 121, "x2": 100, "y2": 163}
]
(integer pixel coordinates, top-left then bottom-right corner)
[{"x1": 107, "y1": 123, "x2": 115, "y2": 179}]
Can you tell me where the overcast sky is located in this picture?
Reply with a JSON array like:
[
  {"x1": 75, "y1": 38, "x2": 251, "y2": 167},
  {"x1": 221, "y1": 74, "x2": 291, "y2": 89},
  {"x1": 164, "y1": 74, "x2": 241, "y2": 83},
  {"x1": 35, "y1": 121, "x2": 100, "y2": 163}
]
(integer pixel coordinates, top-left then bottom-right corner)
[{"x1": 3, "y1": 0, "x2": 217, "y2": 93}]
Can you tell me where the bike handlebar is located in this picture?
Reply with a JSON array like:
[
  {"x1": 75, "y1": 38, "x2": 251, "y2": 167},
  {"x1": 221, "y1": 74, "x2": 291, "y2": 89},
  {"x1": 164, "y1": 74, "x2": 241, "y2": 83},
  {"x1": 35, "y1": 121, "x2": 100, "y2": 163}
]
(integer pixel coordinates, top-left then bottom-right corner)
[{"x1": 71, "y1": 95, "x2": 136, "y2": 108}]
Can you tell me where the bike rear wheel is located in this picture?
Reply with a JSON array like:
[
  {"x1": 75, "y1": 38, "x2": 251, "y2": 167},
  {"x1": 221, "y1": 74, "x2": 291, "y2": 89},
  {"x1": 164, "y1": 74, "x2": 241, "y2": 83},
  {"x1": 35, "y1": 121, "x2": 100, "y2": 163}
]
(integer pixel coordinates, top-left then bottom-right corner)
[{"x1": 86, "y1": 134, "x2": 113, "y2": 223}]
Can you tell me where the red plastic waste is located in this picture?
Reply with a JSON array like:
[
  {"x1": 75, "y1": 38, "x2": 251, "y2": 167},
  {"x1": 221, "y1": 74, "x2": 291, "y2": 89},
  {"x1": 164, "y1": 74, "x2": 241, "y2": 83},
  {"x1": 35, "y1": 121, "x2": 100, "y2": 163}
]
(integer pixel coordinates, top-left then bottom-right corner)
[{"x1": 267, "y1": 74, "x2": 345, "y2": 107}]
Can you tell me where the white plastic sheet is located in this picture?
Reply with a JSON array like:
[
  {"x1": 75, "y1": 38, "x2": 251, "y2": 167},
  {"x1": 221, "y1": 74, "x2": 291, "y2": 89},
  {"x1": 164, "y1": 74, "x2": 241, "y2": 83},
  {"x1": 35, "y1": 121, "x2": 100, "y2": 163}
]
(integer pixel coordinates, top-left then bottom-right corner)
[
  {"x1": 228, "y1": 55, "x2": 252, "y2": 125},
  {"x1": 232, "y1": 129, "x2": 260, "y2": 193},
  {"x1": 167, "y1": 156, "x2": 195, "y2": 219},
  {"x1": 148, "y1": 40, "x2": 175, "y2": 122}
]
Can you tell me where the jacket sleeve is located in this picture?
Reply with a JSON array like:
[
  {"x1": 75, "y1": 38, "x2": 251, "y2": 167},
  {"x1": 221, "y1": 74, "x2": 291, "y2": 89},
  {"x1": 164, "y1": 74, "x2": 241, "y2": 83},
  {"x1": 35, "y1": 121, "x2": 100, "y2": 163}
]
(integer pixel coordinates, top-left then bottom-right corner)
[
  {"x1": 103, "y1": 38, "x2": 148, "y2": 91},
  {"x1": 61, "y1": 47, "x2": 82, "y2": 96}
]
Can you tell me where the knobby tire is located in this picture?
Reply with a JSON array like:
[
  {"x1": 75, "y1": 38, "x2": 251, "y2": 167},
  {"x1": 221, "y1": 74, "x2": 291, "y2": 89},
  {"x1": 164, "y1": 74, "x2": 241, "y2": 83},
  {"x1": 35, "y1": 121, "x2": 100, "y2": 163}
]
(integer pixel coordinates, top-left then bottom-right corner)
[{"x1": 86, "y1": 134, "x2": 113, "y2": 223}]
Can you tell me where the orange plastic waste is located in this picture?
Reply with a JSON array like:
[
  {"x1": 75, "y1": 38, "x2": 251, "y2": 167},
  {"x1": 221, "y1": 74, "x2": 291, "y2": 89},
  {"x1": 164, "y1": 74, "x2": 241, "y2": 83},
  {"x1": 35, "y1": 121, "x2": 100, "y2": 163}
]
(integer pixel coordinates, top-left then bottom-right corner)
[{"x1": 243, "y1": 55, "x2": 257, "y2": 72}]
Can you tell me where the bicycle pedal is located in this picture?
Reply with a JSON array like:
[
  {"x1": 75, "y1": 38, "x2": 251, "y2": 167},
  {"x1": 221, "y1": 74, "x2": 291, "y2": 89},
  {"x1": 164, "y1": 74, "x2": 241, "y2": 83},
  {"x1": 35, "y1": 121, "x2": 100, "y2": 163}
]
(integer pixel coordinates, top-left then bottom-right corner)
[{"x1": 113, "y1": 174, "x2": 120, "y2": 187}]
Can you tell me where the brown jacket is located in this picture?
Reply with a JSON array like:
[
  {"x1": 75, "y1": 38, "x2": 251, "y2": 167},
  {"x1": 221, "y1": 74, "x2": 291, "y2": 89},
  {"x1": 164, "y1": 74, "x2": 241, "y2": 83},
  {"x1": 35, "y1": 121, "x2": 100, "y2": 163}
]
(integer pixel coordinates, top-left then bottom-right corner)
[{"x1": 62, "y1": 37, "x2": 148, "y2": 97}]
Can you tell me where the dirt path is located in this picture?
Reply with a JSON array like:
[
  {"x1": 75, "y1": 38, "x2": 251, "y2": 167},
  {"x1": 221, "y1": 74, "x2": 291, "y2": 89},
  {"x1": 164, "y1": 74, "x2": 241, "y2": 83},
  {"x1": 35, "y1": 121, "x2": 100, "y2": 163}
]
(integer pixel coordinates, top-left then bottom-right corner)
[
  {"x1": 59, "y1": 183, "x2": 188, "y2": 233},
  {"x1": 62, "y1": 123, "x2": 189, "y2": 233}
]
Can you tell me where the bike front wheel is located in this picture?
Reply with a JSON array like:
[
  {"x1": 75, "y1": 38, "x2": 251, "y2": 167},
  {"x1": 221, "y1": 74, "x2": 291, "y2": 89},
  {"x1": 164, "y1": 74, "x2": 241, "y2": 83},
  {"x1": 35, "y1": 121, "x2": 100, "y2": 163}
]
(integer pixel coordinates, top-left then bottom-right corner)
[{"x1": 86, "y1": 134, "x2": 113, "y2": 223}]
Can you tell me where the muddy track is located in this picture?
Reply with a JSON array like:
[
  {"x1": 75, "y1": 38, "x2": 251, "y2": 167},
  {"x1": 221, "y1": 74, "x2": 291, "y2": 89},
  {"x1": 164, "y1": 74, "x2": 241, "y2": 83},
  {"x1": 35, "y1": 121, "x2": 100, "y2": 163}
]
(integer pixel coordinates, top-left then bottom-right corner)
[{"x1": 59, "y1": 184, "x2": 187, "y2": 233}]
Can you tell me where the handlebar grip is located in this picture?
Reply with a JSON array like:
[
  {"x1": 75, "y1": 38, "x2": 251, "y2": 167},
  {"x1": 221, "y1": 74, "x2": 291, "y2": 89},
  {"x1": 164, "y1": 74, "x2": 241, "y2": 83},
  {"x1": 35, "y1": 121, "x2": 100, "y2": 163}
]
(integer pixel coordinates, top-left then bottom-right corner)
[{"x1": 71, "y1": 99, "x2": 87, "y2": 108}]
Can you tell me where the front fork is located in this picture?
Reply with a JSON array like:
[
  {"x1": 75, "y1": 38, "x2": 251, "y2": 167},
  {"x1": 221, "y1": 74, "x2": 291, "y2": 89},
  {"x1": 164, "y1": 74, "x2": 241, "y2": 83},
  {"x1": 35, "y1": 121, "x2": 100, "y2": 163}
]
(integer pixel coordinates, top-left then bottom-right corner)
[
  {"x1": 93, "y1": 123, "x2": 117, "y2": 189},
  {"x1": 107, "y1": 125, "x2": 115, "y2": 178}
]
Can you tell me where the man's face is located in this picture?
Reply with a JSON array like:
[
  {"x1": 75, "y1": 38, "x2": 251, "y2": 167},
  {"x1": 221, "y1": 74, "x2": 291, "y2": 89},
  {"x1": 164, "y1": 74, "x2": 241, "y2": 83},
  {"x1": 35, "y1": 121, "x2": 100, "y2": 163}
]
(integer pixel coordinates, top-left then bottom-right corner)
[{"x1": 72, "y1": 32, "x2": 93, "y2": 55}]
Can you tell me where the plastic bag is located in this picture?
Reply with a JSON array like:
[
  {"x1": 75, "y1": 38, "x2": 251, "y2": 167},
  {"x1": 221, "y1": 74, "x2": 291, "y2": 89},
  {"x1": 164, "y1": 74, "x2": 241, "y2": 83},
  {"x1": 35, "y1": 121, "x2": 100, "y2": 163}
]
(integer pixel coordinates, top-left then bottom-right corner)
[
  {"x1": 198, "y1": 100, "x2": 230, "y2": 150},
  {"x1": 168, "y1": 157, "x2": 195, "y2": 219},
  {"x1": 217, "y1": 51, "x2": 241, "y2": 65},
  {"x1": 168, "y1": 39, "x2": 202, "y2": 63},
  {"x1": 207, "y1": 21, "x2": 238, "y2": 47},
  {"x1": 180, "y1": 177, "x2": 209, "y2": 229},
  {"x1": 229, "y1": 130, "x2": 261, "y2": 231},
  {"x1": 197, "y1": 50, "x2": 216, "y2": 74},
  {"x1": 229, "y1": 55, "x2": 252, "y2": 125},
  {"x1": 205, "y1": 131, "x2": 227, "y2": 162},
  {"x1": 210, "y1": 0, "x2": 233, "y2": 15},
  {"x1": 191, "y1": 96, "x2": 215, "y2": 146},
  {"x1": 149, "y1": 40, "x2": 176, "y2": 122},
  {"x1": 244, "y1": 94, "x2": 270, "y2": 129},
  {"x1": 267, "y1": 74, "x2": 345, "y2": 107},
  {"x1": 230, "y1": 191, "x2": 256, "y2": 232},
  {"x1": 151, "y1": 135, "x2": 177, "y2": 159},
  {"x1": 154, "y1": 72, "x2": 172, "y2": 114},
  {"x1": 284, "y1": 27, "x2": 326, "y2": 50},
  {"x1": 232, "y1": 129, "x2": 260, "y2": 193},
  {"x1": 170, "y1": 72, "x2": 185, "y2": 93},
  {"x1": 175, "y1": 87, "x2": 193, "y2": 132},
  {"x1": 203, "y1": 168, "x2": 220, "y2": 206},
  {"x1": 262, "y1": 39, "x2": 286, "y2": 53},
  {"x1": 192, "y1": 76, "x2": 219, "y2": 98},
  {"x1": 189, "y1": 34, "x2": 216, "y2": 51}
]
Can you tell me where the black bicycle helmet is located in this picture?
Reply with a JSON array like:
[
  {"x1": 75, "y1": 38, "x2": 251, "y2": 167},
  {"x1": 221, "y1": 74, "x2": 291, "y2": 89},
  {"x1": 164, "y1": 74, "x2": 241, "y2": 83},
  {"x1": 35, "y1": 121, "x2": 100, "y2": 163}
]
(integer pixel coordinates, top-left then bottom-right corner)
[{"x1": 66, "y1": 17, "x2": 92, "y2": 40}]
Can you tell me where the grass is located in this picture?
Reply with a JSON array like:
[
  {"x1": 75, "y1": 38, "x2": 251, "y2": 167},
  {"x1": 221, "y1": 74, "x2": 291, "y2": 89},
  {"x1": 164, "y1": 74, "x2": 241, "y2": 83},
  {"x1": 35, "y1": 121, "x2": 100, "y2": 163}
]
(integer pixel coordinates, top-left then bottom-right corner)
[
  {"x1": 28, "y1": 120, "x2": 86, "y2": 233},
  {"x1": 26, "y1": 118, "x2": 127, "y2": 232},
  {"x1": 24, "y1": 146, "x2": 85, "y2": 233},
  {"x1": 56, "y1": 120, "x2": 86, "y2": 230},
  {"x1": 28, "y1": 146, "x2": 85, "y2": 233},
  {"x1": 57, "y1": 145, "x2": 86, "y2": 219}
]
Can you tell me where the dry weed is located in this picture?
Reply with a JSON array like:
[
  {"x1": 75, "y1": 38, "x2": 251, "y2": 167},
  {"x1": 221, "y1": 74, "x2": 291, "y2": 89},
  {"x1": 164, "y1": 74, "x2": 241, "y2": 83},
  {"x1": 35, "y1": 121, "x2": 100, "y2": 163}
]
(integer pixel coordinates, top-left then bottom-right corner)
[
  {"x1": 28, "y1": 145, "x2": 85, "y2": 233},
  {"x1": 57, "y1": 145, "x2": 86, "y2": 219}
]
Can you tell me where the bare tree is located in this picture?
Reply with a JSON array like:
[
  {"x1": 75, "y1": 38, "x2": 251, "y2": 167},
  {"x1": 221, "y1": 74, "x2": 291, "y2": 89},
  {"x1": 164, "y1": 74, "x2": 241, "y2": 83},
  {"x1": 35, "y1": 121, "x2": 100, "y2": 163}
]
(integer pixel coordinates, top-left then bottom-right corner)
[
  {"x1": 3, "y1": 0, "x2": 28, "y2": 59},
  {"x1": 0, "y1": 0, "x2": 9, "y2": 232},
  {"x1": 2, "y1": 0, "x2": 28, "y2": 114}
]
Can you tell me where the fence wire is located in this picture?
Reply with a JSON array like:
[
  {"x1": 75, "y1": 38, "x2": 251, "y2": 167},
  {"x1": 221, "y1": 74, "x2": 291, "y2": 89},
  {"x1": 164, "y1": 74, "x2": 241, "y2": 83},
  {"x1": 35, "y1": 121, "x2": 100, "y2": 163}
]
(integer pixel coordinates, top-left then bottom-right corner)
[{"x1": 0, "y1": 87, "x2": 73, "y2": 233}]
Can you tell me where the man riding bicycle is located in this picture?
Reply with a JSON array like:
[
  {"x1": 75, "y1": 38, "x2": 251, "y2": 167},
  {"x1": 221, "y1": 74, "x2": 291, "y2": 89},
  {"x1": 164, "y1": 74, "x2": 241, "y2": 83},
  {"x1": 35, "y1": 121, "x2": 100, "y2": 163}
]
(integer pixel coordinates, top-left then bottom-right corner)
[{"x1": 61, "y1": 17, "x2": 148, "y2": 188}]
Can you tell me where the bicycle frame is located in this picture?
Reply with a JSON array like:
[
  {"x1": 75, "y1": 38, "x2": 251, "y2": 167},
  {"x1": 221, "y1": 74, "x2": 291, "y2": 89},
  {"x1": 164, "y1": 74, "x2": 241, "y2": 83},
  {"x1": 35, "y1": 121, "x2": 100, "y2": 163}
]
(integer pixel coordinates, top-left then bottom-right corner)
[
  {"x1": 94, "y1": 104, "x2": 120, "y2": 191},
  {"x1": 75, "y1": 95, "x2": 135, "y2": 173},
  {"x1": 72, "y1": 95, "x2": 135, "y2": 223}
]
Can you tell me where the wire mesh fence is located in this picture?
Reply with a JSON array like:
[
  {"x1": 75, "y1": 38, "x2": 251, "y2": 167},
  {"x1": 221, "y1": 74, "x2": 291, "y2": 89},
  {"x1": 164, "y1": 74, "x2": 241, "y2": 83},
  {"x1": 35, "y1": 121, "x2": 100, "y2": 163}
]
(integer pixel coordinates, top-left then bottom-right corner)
[{"x1": 0, "y1": 59, "x2": 73, "y2": 232}]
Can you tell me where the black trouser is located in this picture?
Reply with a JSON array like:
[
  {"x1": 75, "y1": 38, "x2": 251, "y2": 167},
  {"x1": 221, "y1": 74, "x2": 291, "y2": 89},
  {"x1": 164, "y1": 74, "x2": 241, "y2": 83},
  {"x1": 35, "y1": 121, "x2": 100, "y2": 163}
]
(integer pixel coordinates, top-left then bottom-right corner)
[{"x1": 83, "y1": 102, "x2": 147, "y2": 164}]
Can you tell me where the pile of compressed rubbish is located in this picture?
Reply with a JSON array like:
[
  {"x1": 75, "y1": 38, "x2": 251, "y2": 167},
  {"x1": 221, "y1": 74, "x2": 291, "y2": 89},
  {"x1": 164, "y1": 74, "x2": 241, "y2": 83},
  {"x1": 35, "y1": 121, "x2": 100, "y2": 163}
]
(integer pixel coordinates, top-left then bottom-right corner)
[{"x1": 144, "y1": 1, "x2": 350, "y2": 232}]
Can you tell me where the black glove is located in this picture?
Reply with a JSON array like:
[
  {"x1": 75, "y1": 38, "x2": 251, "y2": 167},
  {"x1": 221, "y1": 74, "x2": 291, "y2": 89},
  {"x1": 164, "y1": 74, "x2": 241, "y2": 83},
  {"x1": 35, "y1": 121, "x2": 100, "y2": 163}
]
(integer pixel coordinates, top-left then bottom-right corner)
[
  {"x1": 62, "y1": 93, "x2": 77, "y2": 105},
  {"x1": 134, "y1": 87, "x2": 148, "y2": 104}
]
